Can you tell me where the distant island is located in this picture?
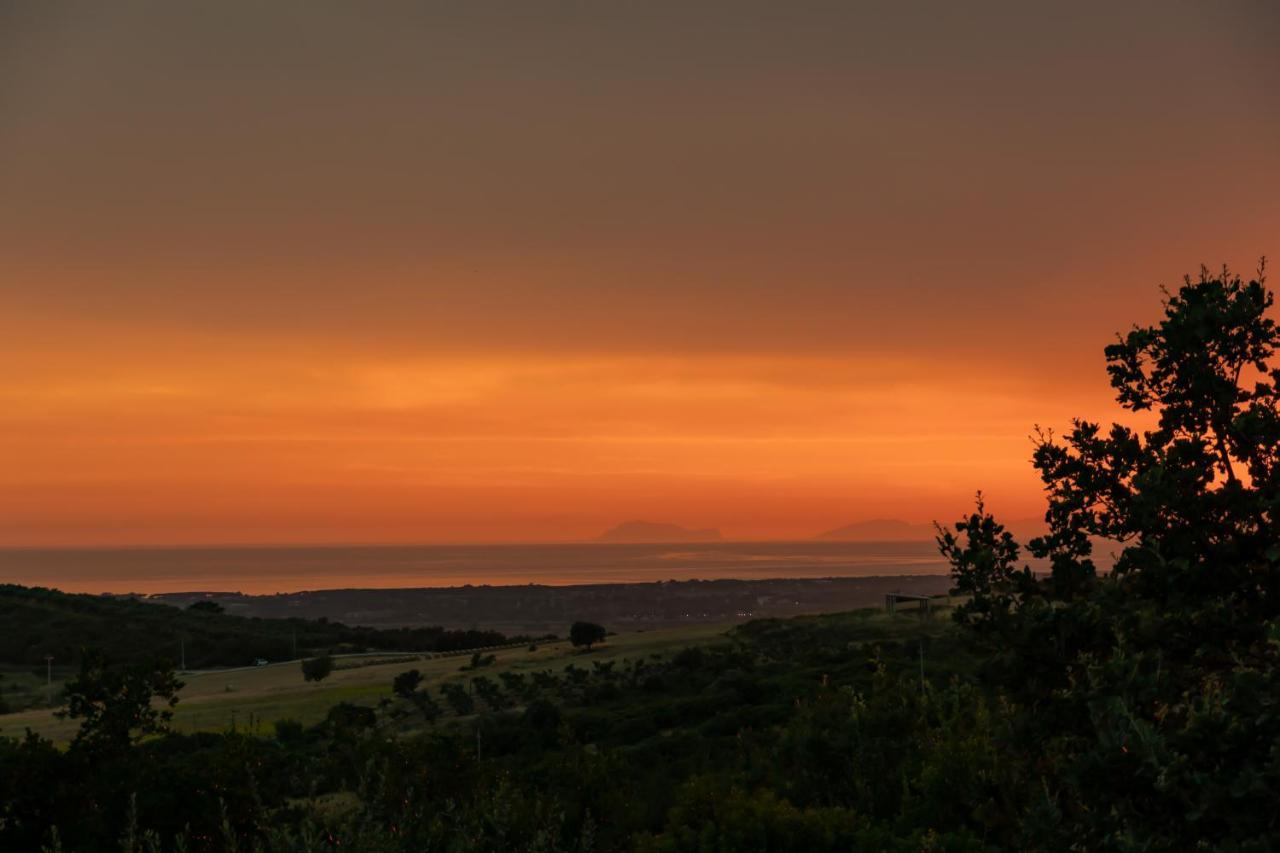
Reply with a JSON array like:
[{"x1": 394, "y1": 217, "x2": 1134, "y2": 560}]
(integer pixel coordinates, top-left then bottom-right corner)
[
  {"x1": 596, "y1": 521, "x2": 723, "y2": 543},
  {"x1": 815, "y1": 518, "x2": 936, "y2": 541}
]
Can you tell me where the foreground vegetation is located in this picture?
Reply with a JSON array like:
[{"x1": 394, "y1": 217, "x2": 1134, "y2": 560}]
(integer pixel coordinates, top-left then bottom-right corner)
[
  {"x1": 3, "y1": 263, "x2": 1279, "y2": 850},
  {"x1": 2, "y1": 607, "x2": 970, "y2": 851}
]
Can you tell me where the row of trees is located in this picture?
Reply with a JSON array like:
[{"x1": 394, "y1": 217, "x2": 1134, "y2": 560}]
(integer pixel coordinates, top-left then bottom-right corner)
[
  {"x1": 298, "y1": 621, "x2": 608, "y2": 687},
  {"x1": 383, "y1": 622, "x2": 612, "y2": 716}
]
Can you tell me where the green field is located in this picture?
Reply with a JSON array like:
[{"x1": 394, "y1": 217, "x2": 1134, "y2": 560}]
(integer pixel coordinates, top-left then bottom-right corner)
[
  {"x1": 0, "y1": 621, "x2": 737, "y2": 743},
  {"x1": 0, "y1": 664, "x2": 76, "y2": 716}
]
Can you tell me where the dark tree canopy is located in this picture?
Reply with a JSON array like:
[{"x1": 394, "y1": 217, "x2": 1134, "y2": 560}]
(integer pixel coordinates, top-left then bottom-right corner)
[
  {"x1": 0, "y1": 584, "x2": 517, "y2": 669},
  {"x1": 300, "y1": 655, "x2": 334, "y2": 683},
  {"x1": 409, "y1": 690, "x2": 441, "y2": 724},
  {"x1": 939, "y1": 261, "x2": 1280, "y2": 848},
  {"x1": 186, "y1": 599, "x2": 224, "y2": 614},
  {"x1": 1028, "y1": 262, "x2": 1280, "y2": 633},
  {"x1": 57, "y1": 651, "x2": 183, "y2": 755},
  {"x1": 569, "y1": 621, "x2": 607, "y2": 650},
  {"x1": 392, "y1": 668, "x2": 423, "y2": 698}
]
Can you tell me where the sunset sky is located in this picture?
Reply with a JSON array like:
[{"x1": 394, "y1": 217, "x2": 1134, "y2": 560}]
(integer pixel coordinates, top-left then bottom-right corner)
[{"x1": 2, "y1": 2, "x2": 1278, "y2": 545}]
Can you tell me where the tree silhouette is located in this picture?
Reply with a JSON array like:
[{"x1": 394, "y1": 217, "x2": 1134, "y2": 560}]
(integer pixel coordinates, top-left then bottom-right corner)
[
  {"x1": 570, "y1": 621, "x2": 607, "y2": 651},
  {"x1": 57, "y1": 651, "x2": 183, "y2": 755},
  {"x1": 392, "y1": 669, "x2": 423, "y2": 698},
  {"x1": 940, "y1": 260, "x2": 1280, "y2": 848},
  {"x1": 185, "y1": 600, "x2": 224, "y2": 614},
  {"x1": 301, "y1": 655, "x2": 334, "y2": 682}
]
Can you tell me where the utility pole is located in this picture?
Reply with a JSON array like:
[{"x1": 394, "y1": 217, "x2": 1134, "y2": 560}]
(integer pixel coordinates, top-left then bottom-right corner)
[
  {"x1": 181, "y1": 638, "x2": 186, "y2": 672},
  {"x1": 44, "y1": 655, "x2": 53, "y2": 702}
]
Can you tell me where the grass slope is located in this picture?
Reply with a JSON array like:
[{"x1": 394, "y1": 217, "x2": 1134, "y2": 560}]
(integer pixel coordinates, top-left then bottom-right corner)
[{"x1": 1, "y1": 609, "x2": 946, "y2": 743}]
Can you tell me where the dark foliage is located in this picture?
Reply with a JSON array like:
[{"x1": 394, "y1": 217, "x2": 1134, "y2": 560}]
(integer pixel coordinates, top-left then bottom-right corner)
[
  {"x1": 0, "y1": 607, "x2": 1011, "y2": 850},
  {"x1": 392, "y1": 668, "x2": 423, "y2": 697},
  {"x1": 0, "y1": 583, "x2": 515, "y2": 668},
  {"x1": 570, "y1": 621, "x2": 607, "y2": 650},
  {"x1": 186, "y1": 599, "x2": 225, "y2": 614},
  {"x1": 300, "y1": 655, "x2": 334, "y2": 683},
  {"x1": 460, "y1": 651, "x2": 496, "y2": 670},
  {"x1": 57, "y1": 651, "x2": 183, "y2": 756},
  {"x1": 937, "y1": 261, "x2": 1280, "y2": 849}
]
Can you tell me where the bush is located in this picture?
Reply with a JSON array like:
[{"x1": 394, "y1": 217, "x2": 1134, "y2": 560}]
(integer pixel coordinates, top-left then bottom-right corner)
[
  {"x1": 326, "y1": 702, "x2": 376, "y2": 731},
  {"x1": 300, "y1": 655, "x2": 334, "y2": 682},
  {"x1": 522, "y1": 699, "x2": 561, "y2": 731},
  {"x1": 461, "y1": 652, "x2": 496, "y2": 671},
  {"x1": 273, "y1": 718, "x2": 304, "y2": 743},
  {"x1": 392, "y1": 669, "x2": 423, "y2": 697},
  {"x1": 186, "y1": 600, "x2": 224, "y2": 614},
  {"x1": 570, "y1": 621, "x2": 607, "y2": 651},
  {"x1": 409, "y1": 692, "x2": 442, "y2": 724}
]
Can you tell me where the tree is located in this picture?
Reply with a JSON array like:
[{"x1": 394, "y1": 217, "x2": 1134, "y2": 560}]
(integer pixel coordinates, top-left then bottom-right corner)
[
  {"x1": 300, "y1": 655, "x2": 334, "y2": 682},
  {"x1": 569, "y1": 621, "x2": 607, "y2": 651},
  {"x1": 410, "y1": 691, "x2": 442, "y2": 724},
  {"x1": 522, "y1": 698, "x2": 561, "y2": 731},
  {"x1": 392, "y1": 668, "x2": 423, "y2": 698},
  {"x1": 461, "y1": 651, "x2": 496, "y2": 670},
  {"x1": 470, "y1": 675, "x2": 508, "y2": 711},
  {"x1": 186, "y1": 600, "x2": 224, "y2": 614},
  {"x1": 440, "y1": 682, "x2": 475, "y2": 716},
  {"x1": 273, "y1": 718, "x2": 305, "y2": 743},
  {"x1": 57, "y1": 651, "x2": 183, "y2": 755},
  {"x1": 940, "y1": 261, "x2": 1280, "y2": 848}
]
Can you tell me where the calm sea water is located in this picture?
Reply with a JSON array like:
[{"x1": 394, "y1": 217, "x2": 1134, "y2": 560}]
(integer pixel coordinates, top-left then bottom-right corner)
[{"x1": 0, "y1": 541, "x2": 953, "y2": 595}]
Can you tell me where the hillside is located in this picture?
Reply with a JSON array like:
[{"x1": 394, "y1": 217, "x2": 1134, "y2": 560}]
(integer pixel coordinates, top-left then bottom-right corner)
[
  {"x1": 0, "y1": 621, "x2": 736, "y2": 743},
  {"x1": 0, "y1": 584, "x2": 513, "y2": 670},
  {"x1": 1, "y1": 605, "x2": 975, "y2": 850},
  {"x1": 149, "y1": 575, "x2": 952, "y2": 634}
]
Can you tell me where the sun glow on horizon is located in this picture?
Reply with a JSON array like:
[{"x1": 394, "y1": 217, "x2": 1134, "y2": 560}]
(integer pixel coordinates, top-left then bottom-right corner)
[{"x1": 1, "y1": 2, "x2": 1276, "y2": 547}]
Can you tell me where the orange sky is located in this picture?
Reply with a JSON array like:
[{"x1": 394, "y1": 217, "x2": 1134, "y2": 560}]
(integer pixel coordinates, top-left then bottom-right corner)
[{"x1": 2, "y1": 2, "x2": 1278, "y2": 545}]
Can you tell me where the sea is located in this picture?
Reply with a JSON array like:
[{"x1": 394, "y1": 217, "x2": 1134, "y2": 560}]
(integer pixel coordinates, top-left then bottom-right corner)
[{"x1": 0, "y1": 541, "x2": 957, "y2": 595}]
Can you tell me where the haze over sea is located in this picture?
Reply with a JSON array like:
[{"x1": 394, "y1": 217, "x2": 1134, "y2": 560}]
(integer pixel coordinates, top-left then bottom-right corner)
[{"x1": 0, "y1": 541, "x2": 958, "y2": 595}]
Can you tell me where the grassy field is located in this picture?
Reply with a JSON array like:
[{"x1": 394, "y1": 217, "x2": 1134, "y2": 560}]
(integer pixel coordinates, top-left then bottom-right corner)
[
  {"x1": 0, "y1": 621, "x2": 736, "y2": 743},
  {"x1": 0, "y1": 664, "x2": 77, "y2": 715}
]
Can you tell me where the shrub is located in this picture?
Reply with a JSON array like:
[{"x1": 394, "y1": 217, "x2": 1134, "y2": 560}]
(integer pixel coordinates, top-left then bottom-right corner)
[
  {"x1": 300, "y1": 655, "x2": 334, "y2": 682},
  {"x1": 392, "y1": 669, "x2": 423, "y2": 698},
  {"x1": 570, "y1": 621, "x2": 607, "y2": 650}
]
